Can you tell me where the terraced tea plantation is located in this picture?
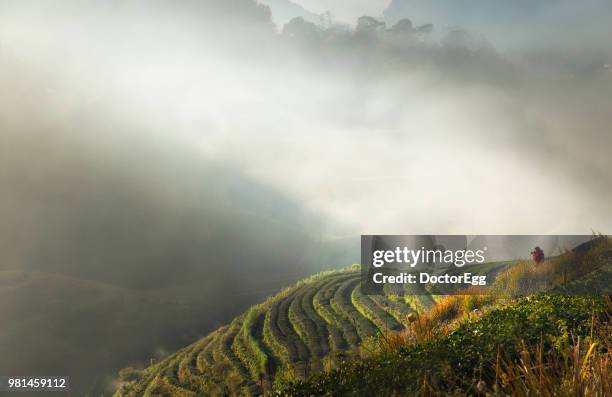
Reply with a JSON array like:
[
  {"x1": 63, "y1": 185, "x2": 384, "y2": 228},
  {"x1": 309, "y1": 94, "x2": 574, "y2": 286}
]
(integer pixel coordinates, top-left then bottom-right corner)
[
  {"x1": 114, "y1": 264, "x2": 504, "y2": 397},
  {"x1": 113, "y1": 269, "x2": 403, "y2": 395},
  {"x1": 113, "y1": 238, "x2": 610, "y2": 396}
]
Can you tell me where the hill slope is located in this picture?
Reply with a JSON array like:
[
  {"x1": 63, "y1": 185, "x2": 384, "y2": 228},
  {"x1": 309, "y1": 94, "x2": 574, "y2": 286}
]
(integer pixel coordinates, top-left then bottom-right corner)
[
  {"x1": 277, "y1": 294, "x2": 610, "y2": 396},
  {"x1": 114, "y1": 260, "x2": 506, "y2": 396},
  {"x1": 0, "y1": 270, "x2": 253, "y2": 396},
  {"x1": 259, "y1": 0, "x2": 320, "y2": 29},
  {"x1": 115, "y1": 237, "x2": 611, "y2": 396},
  {"x1": 276, "y1": 238, "x2": 612, "y2": 396}
]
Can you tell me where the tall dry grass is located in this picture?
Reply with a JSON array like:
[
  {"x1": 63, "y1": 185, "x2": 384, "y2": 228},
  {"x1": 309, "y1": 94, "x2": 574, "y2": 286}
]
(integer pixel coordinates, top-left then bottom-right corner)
[
  {"x1": 415, "y1": 295, "x2": 612, "y2": 397},
  {"x1": 490, "y1": 339, "x2": 610, "y2": 397},
  {"x1": 375, "y1": 288, "x2": 495, "y2": 355},
  {"x1": 365, "y1": 236, "x2": 610, "y2": 394},
  {"x1": 487, "y1": 235, "x2": 611, "y2": 297}
]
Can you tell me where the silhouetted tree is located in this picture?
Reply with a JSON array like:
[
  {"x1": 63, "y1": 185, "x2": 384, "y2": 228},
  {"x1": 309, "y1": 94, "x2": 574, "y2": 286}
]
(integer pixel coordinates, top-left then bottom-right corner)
[
  {"x1": 415, "y1": 23, "x2": 434, "y2": 37},
  {"x1": 355, "y1": 16, "x2": 386, "y2": 39},
  {"x1": 390, "y1": 18, "x2": 414, "y2": 34},
  {"x1": 283, "y1": 17, "x2": 319, "y2": 43}
]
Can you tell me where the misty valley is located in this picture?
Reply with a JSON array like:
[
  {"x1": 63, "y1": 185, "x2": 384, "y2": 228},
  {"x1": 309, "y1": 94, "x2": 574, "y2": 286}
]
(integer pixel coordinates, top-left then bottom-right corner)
[{"x1": 0, "y1": 0, "x2": 610, "y2": 396}]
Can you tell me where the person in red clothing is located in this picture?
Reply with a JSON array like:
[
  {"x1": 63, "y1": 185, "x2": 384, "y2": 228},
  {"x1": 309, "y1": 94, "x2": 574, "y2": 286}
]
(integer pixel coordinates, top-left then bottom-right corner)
[{"x1": 531, "y1": 246, "x2": 545, "y2": 265}]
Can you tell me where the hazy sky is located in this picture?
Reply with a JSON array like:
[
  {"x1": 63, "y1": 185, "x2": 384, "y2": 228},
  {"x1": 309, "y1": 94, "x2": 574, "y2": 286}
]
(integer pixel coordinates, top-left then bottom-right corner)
[
  {"x1": 292, "y1": 0, "x2": 390, "y2": 21},
  {"x1": 2, "y1": 0, "x2": 610, "y2": 239}
]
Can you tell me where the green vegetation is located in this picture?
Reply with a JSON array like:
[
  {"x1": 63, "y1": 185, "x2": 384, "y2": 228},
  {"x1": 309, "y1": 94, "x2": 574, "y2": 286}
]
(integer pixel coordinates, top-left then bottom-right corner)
[
  {"x1": 115, "y1": 267, "x2": 410, "y2": 396},
  {"x1": 115, "y1": 237, "x2": 611, "y2": 396},
  {"x1": 276, "y1": 236, "x2": 612, "y2": 396},
  {"x1": 278, "y1": 295, "x2": 610, "y2": 396}
]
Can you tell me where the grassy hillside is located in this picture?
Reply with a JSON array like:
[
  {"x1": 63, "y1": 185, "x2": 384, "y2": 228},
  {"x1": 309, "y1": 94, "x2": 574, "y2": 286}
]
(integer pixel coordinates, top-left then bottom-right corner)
[
  {"x1": 276, "y1": 237, "x2": 612, "y2": 396},
  {"x1": 278, "y1": 295, "x2": 610, "y2": 396},
  {"x1": 113, "y1": 266, "x2": 433, "y2": 396},
  {"x1": 115, "y1": 237, "x2": 611, "y2": 396}
]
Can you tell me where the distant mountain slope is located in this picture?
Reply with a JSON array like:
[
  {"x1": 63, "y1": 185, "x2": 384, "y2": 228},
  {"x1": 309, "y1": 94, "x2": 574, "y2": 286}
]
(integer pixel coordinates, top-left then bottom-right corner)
[
  {"x1": 383, "y1": 0, "x2": 554, "y2": 26},
  {"x1": 0, "y1": 270, "x2": 235, "y2": 396},
  {"x1": 258, "y1": 0, "x2": 320, "y2": 29},
  {"x1": 383, "y1": 0, "x2": 612, "y2": 53}
]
